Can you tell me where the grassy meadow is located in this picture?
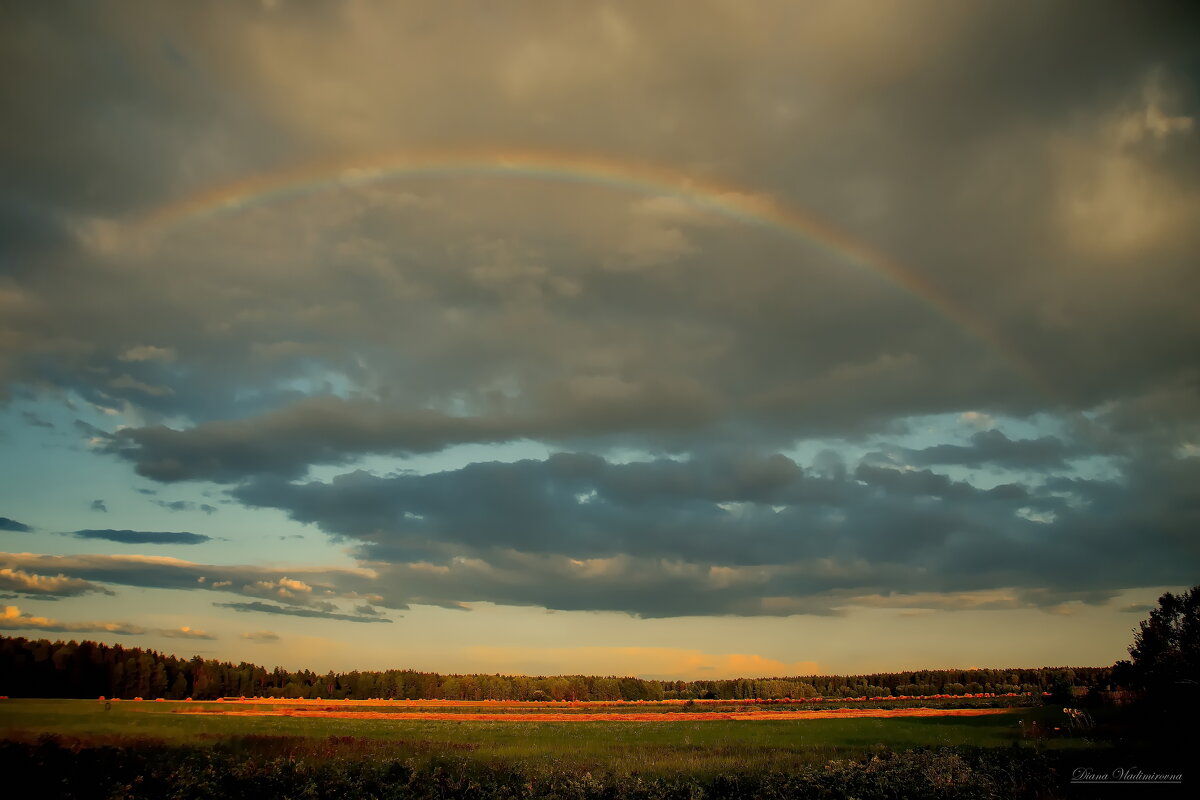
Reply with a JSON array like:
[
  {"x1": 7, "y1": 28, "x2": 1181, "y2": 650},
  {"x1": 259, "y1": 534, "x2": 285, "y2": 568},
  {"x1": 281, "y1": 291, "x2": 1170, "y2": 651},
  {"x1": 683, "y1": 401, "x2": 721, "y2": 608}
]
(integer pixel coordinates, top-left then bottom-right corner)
[
  {"x1": 0, "y1": 699, "x2": 1075, "y2": 754},
  {"x1": 0, "y1": 697, "x2": 1143, "y2": 798}
]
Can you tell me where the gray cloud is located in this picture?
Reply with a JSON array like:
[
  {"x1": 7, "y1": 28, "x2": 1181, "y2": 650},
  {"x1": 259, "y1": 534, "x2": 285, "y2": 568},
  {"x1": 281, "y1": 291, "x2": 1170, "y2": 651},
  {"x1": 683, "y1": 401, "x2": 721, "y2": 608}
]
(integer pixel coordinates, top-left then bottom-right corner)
[
  {"x1": 21, "y1": 411, "x2": 53, "y2": 428},
  {"x1": 153, "y1": 499, "x2": 218, "y2": 514},
  {"x1": 103, "y1": 388, "x2": 717, "y2": 483},
  {"x1": 1, "y1": 2, "x2": 1197, "y2": 621},
  {"x1": 229, "y1": 447, "x2": 1199, "y2": 616},
  {"x1": 0, "y1": 517, "x2": 32, "y2": 533},
  {"x1": 7, "y1": 425, "x2": 1196, "y2": 619},
  {"x1": 0, "y1": 1, "x2": 1195, "y2": 439},
  {"x1": 866, "y1": 430, "x2": 1084, "y2": 470},
  {"x1": 72, "y1": 529, "x2": 211, "y2": 545},
  {"x1": 216, "y1": 601, "x2": 392, "y2": 624},
  {"x1": 90, "y1": 499, "x2": 108, "y2": 513},
  {"x1": 0, "y1": 551, "x2": 390, "y2": 612}
]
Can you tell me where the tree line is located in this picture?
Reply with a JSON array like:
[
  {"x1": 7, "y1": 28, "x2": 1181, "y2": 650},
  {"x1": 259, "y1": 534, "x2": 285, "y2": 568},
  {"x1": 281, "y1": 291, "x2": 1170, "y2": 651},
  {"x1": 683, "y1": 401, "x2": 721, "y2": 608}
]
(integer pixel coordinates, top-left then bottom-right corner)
[{"x1": 0, "y1": 635, "x2": 1112, "y2": 701}]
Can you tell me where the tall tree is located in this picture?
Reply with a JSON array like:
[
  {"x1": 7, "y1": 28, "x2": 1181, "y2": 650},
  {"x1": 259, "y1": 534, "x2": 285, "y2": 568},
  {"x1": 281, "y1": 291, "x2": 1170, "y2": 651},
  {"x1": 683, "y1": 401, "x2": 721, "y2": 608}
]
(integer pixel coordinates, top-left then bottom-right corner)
[{"x1": 1116, "y1": 585, "x2": 1200, "y2": 707}]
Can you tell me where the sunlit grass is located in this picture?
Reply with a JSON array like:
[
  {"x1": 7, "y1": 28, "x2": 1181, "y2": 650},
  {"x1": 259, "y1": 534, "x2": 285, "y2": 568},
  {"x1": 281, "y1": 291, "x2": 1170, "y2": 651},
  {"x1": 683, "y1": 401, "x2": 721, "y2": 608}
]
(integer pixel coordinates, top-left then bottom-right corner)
[{"x1": 0, "y1": 698, "x2": 1093, "y2": 777}]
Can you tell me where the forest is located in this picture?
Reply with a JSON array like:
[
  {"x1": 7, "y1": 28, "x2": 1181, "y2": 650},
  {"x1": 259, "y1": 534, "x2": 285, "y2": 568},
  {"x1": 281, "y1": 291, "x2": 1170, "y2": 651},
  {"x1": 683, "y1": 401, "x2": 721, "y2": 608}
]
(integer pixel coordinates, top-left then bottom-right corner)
[{"x1": 0, "y1": 635, "x2": 1111, "y2": 702}]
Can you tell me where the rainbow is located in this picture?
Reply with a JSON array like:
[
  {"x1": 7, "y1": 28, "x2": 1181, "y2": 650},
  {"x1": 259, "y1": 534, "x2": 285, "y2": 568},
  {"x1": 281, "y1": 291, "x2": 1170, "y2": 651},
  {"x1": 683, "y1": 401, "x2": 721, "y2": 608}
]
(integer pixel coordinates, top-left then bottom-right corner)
[{"x1": 134, "y1": 147, "x2": 1044, "y2": 391}]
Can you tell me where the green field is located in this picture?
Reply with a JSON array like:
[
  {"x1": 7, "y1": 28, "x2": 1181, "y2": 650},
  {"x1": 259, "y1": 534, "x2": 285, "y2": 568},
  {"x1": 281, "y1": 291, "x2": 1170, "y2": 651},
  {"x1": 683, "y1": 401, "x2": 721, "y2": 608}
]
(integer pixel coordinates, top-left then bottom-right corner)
[
  {"x1": 0, "y1": 698, "x2": 1088, "y2": 776},
  {"x1": 9, "y1": 699, "x2": 1164, "y2": 799}
]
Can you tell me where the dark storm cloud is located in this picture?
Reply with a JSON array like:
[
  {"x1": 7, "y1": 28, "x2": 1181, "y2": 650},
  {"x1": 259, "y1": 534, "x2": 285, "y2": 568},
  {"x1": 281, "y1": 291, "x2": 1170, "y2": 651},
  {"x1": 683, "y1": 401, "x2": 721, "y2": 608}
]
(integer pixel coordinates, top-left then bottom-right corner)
[
  {"x1": 215, "y1": 601, "x2": 392, "y2": 624},
  {"x1": 0, "y1": 517, "x2": 33, "y2": 533},
  {"x1": 852, "y1": 462, "x2": 1029, "y2": 502},
  {"x1": 232, "y1": 450, "x2": 1038, "y2": 568},
  {"x1": 0, "y1": 2, "x2": 292, "y2": 218},
  {"x1": 72, "y1": 529, "x2": 211, "y2": 545},
  {"x1": 0, "y1": 196, "x2": 78, "y2": 278},
  {"x1": 4, "y1": 437, "x2": 1195, "y2": 618},
  {"x1": 1, "y1": 1, "x2": 1198, "y2": 620},
  {"x1": 0, "y1": 0, "x2": 1195, "y2": 441},
  {"x1": 228, "y1": 448, "x2": 1200, "y2": 616},
  {"x1": 103, "y1": 388, "x2": 718, "y2": 482},
  {"x1": 867, "y1": 430, "x2": 1084, "y2": 470}
]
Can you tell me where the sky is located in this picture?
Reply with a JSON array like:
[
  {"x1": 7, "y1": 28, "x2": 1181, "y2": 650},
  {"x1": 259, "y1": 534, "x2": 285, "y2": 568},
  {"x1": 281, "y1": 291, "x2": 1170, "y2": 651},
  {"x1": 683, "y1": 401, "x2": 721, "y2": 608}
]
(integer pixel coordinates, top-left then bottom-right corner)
[{"x1": 1, "y1": 1, "x2": 1197, "y2": 681}]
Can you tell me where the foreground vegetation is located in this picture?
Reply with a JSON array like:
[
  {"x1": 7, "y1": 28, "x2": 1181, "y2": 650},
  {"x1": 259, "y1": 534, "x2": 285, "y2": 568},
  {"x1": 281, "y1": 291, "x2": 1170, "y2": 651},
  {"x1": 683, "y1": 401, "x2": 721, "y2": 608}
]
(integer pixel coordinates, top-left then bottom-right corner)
[
  {"x1": 4, "y1": 698, "x2": 1175, "y2": 798},
  {"x1": 2, "y1": 735, "x2": 1076, "y2": 800}
]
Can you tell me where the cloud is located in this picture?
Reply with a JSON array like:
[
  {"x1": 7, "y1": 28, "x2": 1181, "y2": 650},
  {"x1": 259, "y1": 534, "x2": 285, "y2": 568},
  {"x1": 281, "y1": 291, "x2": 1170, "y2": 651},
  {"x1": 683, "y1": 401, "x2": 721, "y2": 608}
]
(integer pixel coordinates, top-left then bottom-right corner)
[
  {"x1": 71, "y1": 529, "x2": 211, "y2": 545},
  {"x1": 119, "y1": 345, "x2": 177, "y2": 363},
  {"x1": 229, "y1": 451, "x2": 1004, "y2": 570},
  {"x1": 869, "y1": 430, "x2": 1084, "y2": 470},
  {"x1": 0, "y1": 2, "x2": 1195, "y2": 444},
  {"x1": 216, "y1": 601, "x2": 392, "y2": 624},
  {"x1": 243, "y1": 577, "x2": 314, "y2": 602},
  {"x1": 240, "y1": 630, "x2": 280, "y2": 643},
  {"x1": 158, "y1": 625, "x2": 215, "y2": 639},
  {"x1": 90, "y1": 499, "x2": 108, "y2": 513},
  {"x1": 0, "y1": 551, "x2": 385, "y2": 611},
  {"x1": 0, "y1": 605, "x2": 213, "y2": 639},
  {"x1": 0, "y1": 568, "x2": 113, "y2": 597},
  {"x1": 1120, "y1": 603, "x2": 1155, "y2": 615},
  {"x1": 959, "y1": 412, "x2": 994, "y2": 430},
  {"x1": 73, "y1": 420, "x2": 113, "y2": 442},
  {"x1": 102, "y1": 387, "x2": 717, "y2": 483},
  {"x1": 0, "y1": 517, "x2": 32, "y2": 533},
  {"x1": 20, "y1": 411, "x2": 53, "y2": 428},
  {"x1": 230, "y1": 446, "x2": 1199, "y2": 617},
  {"x1": 4, "y1": 427, "x2": 1198, "y2": 621},
  {"x1": 0, "y1": 1, "x2": 1197, "y2": 628},
  {"x1": 843, "y1": 588, "x2": 1120, "y2": 613},
  {"x1": 107, "y1": 374, "x2": 174, "y2": 397},
  {"x1": 153, "y1": 499, "x2": 217, "y2": 515}
]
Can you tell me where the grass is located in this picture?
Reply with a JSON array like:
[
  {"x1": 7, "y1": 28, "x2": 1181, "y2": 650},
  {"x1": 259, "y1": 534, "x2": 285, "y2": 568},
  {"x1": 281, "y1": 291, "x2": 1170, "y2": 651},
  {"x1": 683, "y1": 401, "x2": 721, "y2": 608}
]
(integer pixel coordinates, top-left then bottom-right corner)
[
  {"x1": 5, "y1": 700, "x2": 1159, "y2": 798},
  {"x1": 0, "y1": 698, "x2": 1091, "y2": 776}
]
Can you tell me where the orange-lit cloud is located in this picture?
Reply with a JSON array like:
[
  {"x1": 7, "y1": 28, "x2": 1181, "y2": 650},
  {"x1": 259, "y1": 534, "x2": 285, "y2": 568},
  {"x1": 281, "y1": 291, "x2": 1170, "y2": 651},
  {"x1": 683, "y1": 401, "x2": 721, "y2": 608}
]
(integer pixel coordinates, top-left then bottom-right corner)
[
  {"x1": 0, "y1": 567, "x2": 113, "y2": 597},
  {"x1": 0, "y1": 605, "x2": 214, "y2": 639}
]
